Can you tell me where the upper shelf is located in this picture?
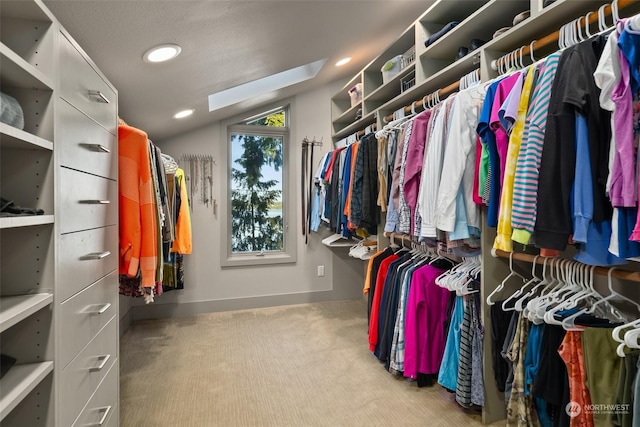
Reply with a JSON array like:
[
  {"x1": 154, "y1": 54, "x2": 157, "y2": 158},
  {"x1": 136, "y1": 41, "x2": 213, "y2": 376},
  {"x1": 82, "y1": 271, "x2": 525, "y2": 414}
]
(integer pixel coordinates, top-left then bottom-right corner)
[
  {"x1": 364, "y1": 63, "x2": 416, "y2": 103},
  {"x1": 0, "y1": 43, "x2": 54, "y2": 91},
  {"x1": 0, "y1": 0, "x2": 54, "y2": 22},
  {"x1": 484, "y1": 0, "x2": 630, "y2": 53},
  {"x1": 420, "y1": 0, "x2": 530, "y2": 60}
]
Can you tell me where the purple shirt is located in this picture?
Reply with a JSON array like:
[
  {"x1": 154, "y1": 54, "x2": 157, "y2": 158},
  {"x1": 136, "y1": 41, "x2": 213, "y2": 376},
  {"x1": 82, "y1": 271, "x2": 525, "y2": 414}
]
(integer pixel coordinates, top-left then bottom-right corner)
[
  {"x1": 610, "y1": 46, "x2": 637, "y2": 207},
  {"x1": 491, "y1": 73, "x2": 522, "y2": 185},
  {"x1": 403, "y1": 110, "x2": 431, "y2": 235}
]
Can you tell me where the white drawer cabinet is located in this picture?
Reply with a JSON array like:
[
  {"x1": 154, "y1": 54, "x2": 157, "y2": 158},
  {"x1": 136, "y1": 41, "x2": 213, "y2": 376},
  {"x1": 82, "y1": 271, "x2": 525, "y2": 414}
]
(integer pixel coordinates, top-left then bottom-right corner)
[
  {"x1": 58, "y1": 167, "x2": 117, "y2": 234},
  {"x1": 71, "y1": 360, "x2": 119, "y2": 427},
  {"x1": 58, "y1": 271, "x2": 118, "y2": 369},
  {"x1": 58, "y1": 99, "x2": 117, "y2": 180},
  {"x1": 59, "y1": 317, "x2": 117, "y2": 427},
  {"x1": 57, "y1": 225, "x2": 118, "y2": 302},
  {"x1": 0, "y1": 2, "x2": 118, "y2": 425},
  {"x1": 59, "y1": 32, "x2": 117, "y2": 135}
]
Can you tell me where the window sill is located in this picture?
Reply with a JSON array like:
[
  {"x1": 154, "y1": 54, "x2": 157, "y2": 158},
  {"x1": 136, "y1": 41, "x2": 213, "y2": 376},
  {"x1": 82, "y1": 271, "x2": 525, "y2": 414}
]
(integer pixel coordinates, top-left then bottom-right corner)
[{"x1": 221, "y1": 252, "x2": 297, "y2": 268}]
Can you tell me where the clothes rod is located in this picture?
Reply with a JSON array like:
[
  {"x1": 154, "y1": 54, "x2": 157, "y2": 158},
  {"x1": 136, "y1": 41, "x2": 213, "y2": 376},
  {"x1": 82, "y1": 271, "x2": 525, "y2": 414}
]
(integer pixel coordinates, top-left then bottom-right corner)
[
  {"x1": 356, "y1": 123, "x2": 377, "y2": 138},
  {"x1": 492, "y1": 248, "x2": 640, "y2": 283},
  {"x1": 383, "y1": 78, "x2": 461, "y2": 122},
  {"x1": 494, "y1": 0, "x2": 636, "y2": 70}
]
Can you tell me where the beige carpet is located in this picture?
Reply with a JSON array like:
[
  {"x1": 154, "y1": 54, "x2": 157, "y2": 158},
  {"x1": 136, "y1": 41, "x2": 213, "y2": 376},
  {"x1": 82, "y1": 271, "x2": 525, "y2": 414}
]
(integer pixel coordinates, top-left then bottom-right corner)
[{"x1": 120, "y1": 299, "x2": 500, "y2": 427}]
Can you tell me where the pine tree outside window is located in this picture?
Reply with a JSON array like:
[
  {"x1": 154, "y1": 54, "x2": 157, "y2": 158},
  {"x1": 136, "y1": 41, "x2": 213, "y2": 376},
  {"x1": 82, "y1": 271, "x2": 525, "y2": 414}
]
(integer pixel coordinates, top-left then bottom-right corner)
[{"x1": 222, "y1": 105, "x2": 296, "y2": 267}]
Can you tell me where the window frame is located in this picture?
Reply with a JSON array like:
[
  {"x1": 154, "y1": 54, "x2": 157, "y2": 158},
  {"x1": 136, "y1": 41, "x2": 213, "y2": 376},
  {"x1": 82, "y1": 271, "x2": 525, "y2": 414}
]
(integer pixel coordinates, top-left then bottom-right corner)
[{"x1": 221, "y1": 103, "x2": 296, "y2": 268}]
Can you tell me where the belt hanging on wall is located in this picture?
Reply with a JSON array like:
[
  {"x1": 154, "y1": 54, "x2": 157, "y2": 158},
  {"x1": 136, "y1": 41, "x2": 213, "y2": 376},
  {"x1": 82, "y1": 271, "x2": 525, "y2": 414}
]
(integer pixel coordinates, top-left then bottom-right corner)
[{"x1": 301, "y1": 137, "x2": 323, "y2": 244}]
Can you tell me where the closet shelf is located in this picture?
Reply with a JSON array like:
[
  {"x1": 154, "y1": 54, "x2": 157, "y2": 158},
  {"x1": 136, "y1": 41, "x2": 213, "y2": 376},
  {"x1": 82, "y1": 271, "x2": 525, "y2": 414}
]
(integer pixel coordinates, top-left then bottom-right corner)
[
  {"x1": 364, "y1": 63, "x2": 416, "y2": 103},
  {"x1": 0, "y1": 0, "x2": 54, "y2": 22},
  {"x1": 334, "y1": 74, "x2": 362, "y2": 100},
  {"x1": 483, "y1": 0, "x2": 620, "y2": 54},
  {"x1": 0, "y1": 43, "x2": 54, "y2": 91},
  {"x1": 0, "y1": 123, "x2": 54, "y2": 151},
  {"x1": 0, "y1": 215, "x2": 54, "y2": 230},
  {"x1": 333, "y1": 112, "x2": 376, "y2": 140},
  {"x1": 0, "y1": 361, "x2": 54, "y2": 421},
  {"x1": 379, "y1": 52, "x2": 478, "y2": 115},
  {"x1": 0, "y1": 293, "x2": 53, "y2": 333},
  {"x1": 420, "y1": 0, "x2": 530, "y2": 61},
  {"x1": 333, "y1": 103, "x2": 362, "y2": 125}
]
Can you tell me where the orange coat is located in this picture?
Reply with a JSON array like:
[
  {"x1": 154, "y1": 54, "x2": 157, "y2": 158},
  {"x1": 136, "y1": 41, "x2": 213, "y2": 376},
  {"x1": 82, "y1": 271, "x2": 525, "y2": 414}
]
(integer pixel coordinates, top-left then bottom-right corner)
[
  {"x1": 118, "y1": 125, "x2": 158, "y2": 288},
  {"x1": 170, "y1": 168, "x2": 192, "y2": 254}
]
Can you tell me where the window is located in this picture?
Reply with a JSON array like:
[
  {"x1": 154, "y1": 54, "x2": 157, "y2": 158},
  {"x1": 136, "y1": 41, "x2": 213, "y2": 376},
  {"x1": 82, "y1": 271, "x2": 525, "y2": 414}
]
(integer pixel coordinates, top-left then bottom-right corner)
[{"x1": 222, "y1": 104, "x2": 296, "y2": 267}]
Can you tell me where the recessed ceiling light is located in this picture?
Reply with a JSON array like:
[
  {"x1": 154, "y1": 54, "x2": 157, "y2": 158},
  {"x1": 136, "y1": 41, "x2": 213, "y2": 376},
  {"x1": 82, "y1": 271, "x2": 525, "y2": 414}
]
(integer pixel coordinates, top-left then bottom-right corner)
[
  {"x1": 173, "y1": 109, "x2": 194, "y2": 119},
  {"x1": 335, "y1": 57, "x2": 352, "y2": 67},
  {"x1": 143, "y1": 44, "x2": 182, "y2": 63}
]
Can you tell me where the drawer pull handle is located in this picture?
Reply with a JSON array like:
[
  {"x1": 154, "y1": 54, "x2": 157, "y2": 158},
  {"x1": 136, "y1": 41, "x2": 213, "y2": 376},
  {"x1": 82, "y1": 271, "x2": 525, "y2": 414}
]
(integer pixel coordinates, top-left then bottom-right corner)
[
  {"x1": 79, "y1": 200, "x2": 111, "y2": 205},
  {"x1": 86, "y1": 303, "x2": 112, "y2": 315},
  {"x1": 88, "y1": 90, "x2": 110, "y2": 104},
  {"x1": 91, "y1": 405, "x2": 112, "y2": 426},
  {"x1": 81, "y1": 143, "x2": 111, "y2": 153},
  {"x1": 89, "y1": 354, "x2": 111, "y2": 372},
  {"x1": 81, "y1": 251, "x2": 111, "y2": 260}
]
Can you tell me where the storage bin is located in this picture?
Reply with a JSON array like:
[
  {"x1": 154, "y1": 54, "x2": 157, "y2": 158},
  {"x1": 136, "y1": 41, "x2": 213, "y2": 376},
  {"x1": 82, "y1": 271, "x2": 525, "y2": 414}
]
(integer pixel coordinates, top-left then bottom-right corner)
[
  {"x1": 401, "y1": 47, "x2": 415, "y2": 69},
  {"x1": 381, "y1": 55, "x2": 402, "y2": 84},
  {"x1": 348, "y1": 83, "x2": 363, "y2": 107}
]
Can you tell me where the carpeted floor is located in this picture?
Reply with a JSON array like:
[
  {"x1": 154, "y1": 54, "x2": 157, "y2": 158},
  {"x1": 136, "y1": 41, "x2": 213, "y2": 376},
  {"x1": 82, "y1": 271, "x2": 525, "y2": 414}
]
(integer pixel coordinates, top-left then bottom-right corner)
[{"x1": 120, "y1": 299, "x2": 498, "y2": 426}]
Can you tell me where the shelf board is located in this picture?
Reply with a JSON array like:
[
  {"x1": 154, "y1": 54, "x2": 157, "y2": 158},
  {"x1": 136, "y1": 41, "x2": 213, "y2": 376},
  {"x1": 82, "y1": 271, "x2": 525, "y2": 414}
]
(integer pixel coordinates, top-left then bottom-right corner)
[
  {"x1": 367, "y1": 25, "x2": 416, "y2": 71},
  {"x1": 421, "y1": 0, "x2": 530, "y2": 60},
  {"x1": 332, "y1": 112, "x2": 376, "y2": 140},
  {"x1": 0, "y1": 0, "x2": 54, "y2": 22},
  {"x1": 0, "y1": 123, "x2": 53, "y2": 151},
  {"x1": 0, "y1": 293, "x2": 53, "y2": 333},
  {"x1": 333, "y1": 74, "x2": 362, "y2": 99},
  {"x1": 378, "y1": 52, "x2": 479, "y2": 114},
  {"x1": 483, "y1": 0, "x2": 623, "y2": 54},
  {"x1": 0, "y1": 215, "x2": 54, "y2": 230},
  {"x1": 333, "y1": 103, "x2": 362, "y2": 125},
  {"x1": 0, "y1": 362, "x2": 54, "y2": 421},
  {"x1": 364, "y1": 63, "x2": 416, "y2": 103},
  {"x1": 0, "y1": 43, "x2": 54, "y2": 91},
  {"x1": 418, "y1": 0, "x2": 489, "y2": 26}
]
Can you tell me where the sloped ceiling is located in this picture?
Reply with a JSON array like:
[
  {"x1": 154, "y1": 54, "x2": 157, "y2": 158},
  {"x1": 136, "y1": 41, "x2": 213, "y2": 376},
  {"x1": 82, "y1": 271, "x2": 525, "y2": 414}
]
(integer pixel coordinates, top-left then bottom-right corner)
[{"x1": 43, "y1": 0, "x2": 432, "y2": 142}]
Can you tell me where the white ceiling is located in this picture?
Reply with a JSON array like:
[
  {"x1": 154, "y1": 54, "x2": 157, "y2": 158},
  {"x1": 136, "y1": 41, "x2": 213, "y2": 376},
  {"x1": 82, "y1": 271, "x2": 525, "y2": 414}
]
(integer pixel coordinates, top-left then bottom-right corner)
[{"x1": 43, "y1": 0, "x2": 432, "y2": 142}]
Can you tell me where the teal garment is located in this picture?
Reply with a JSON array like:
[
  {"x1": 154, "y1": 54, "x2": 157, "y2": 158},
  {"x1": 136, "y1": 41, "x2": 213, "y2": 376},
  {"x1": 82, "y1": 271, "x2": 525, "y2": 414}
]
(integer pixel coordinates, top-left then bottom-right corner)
[{"x1": 438, "y1": 296, "x2": 464, "y2": 391}]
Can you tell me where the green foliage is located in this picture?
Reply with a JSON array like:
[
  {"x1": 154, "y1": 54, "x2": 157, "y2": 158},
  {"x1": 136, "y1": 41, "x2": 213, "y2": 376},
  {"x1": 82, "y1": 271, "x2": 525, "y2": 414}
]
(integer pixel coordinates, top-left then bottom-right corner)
[
  {"x1": 231, "y1": 134, "x2": 284, "y2": 253},
  {"x1": 248, "y1": 111, "x2": 285, "y2": 127}
]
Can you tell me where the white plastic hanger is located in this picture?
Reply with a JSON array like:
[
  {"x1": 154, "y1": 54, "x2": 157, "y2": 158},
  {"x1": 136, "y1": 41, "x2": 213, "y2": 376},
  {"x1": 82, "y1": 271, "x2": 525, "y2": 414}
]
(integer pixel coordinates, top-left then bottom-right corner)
[
  {"x1": 486, "y1": 252, "x2": 527, "y2": 305},
  {"x1": 585, "y1": 12, "x2": 594, "y2": 39},
  {"x1": 502, "y1": 255, "x2": 540, "y2": 312}
]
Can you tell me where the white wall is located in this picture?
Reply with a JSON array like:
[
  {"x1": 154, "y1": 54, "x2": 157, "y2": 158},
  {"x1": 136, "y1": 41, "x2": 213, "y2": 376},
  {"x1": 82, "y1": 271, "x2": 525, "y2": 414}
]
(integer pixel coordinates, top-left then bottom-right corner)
[{"x1": 129, "y1": 80, "x2": 366, "y2": 320}]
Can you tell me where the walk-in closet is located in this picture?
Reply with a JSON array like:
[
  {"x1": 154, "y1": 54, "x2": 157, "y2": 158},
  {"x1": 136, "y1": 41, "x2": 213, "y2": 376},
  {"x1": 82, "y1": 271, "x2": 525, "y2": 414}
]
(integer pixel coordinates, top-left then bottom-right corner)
[{"x1": 2, "y1": 0, "x2": 640, "y2": 425}]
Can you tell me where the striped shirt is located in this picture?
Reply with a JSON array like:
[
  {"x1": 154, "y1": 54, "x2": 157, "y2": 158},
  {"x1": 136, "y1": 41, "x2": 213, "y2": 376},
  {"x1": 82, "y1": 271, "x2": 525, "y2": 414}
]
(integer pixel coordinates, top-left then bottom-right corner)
[
  {"x1": 511, "y1": 52, "x2": 562, "y2": 245},
  {"x1": 397, "y1": 121, "x2": 414, "y2": 234},
  {"x1": 493, "y1": 65, "x2": 537, "y2": 252}
]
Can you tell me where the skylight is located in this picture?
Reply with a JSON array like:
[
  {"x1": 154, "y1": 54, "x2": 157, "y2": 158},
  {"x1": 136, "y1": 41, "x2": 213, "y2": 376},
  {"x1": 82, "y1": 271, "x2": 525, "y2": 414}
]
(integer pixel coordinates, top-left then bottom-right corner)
[{"x1": 208, "y1": 59, "x2": 327, "y2": 112}]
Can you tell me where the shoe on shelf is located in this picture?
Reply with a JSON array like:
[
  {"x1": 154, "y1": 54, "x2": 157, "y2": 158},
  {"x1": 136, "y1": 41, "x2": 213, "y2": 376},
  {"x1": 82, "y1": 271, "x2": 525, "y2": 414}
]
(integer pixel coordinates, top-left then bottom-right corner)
[
  {"x1": 0, "y1": 197, "x2": 44, "y2": 216},
  {"x1": 456, "y1": 46, "x2": 469, "y2": 60}
]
